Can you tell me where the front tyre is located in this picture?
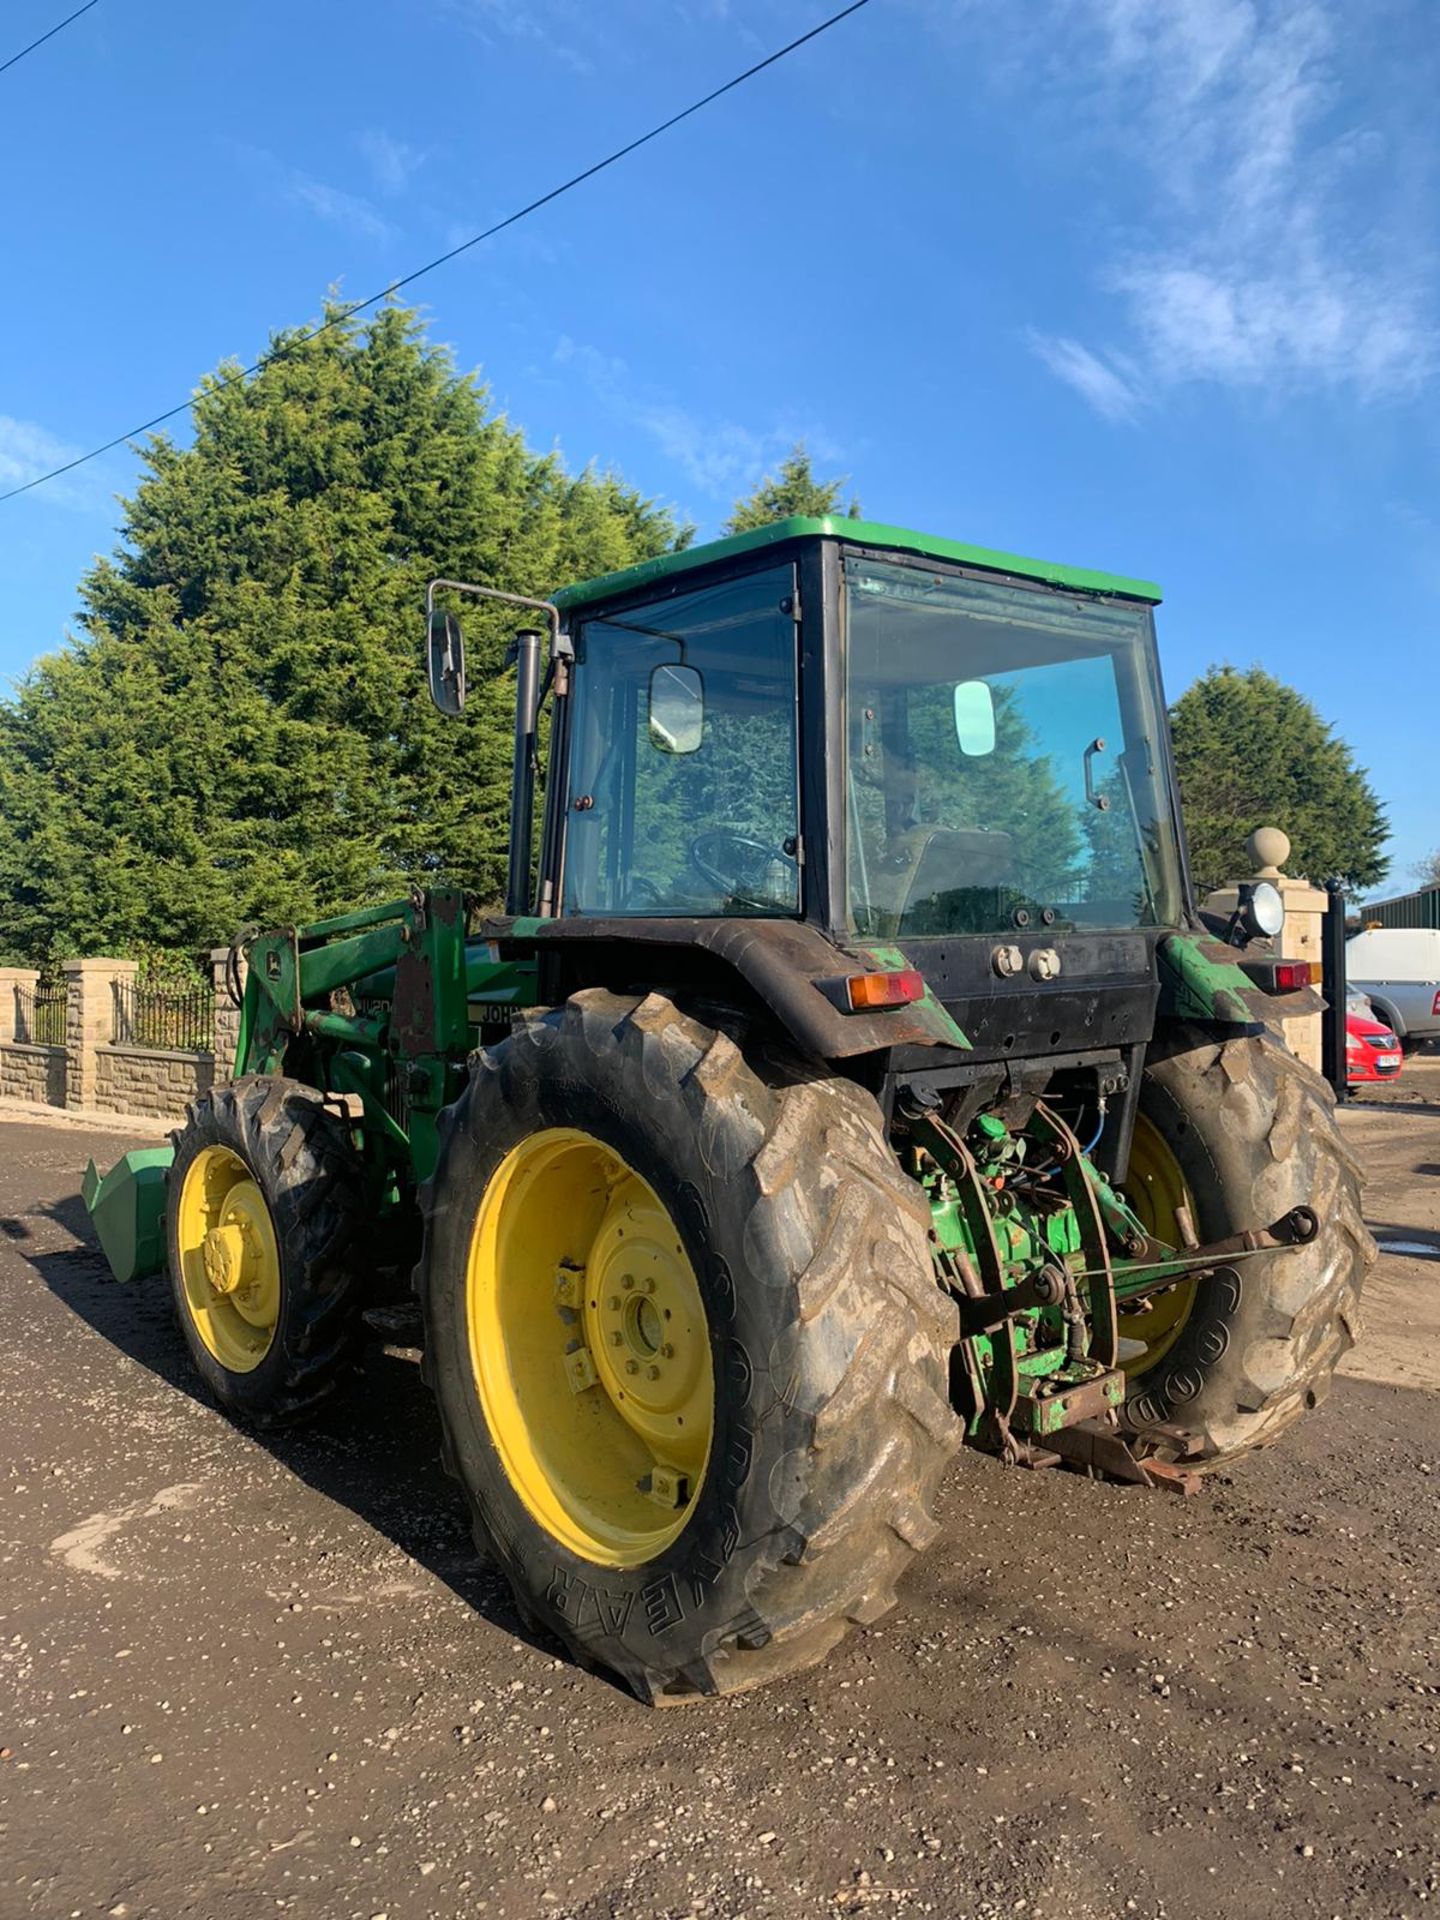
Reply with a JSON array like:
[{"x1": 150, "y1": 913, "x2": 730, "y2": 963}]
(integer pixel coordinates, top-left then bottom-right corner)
[
  {"x1": 167, "y1": 1076, "x2": 368, "y2": 1426},
  {"x1": 1120, "y1": 1026, "x2": 1374, "y2": 1464},
  {"x1": 417, "y1": 990, "x2": 962, "y2": 1703}
]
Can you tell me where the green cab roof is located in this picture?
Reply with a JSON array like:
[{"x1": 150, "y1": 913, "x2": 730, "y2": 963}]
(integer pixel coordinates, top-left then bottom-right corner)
[{"x1": 552, "y1": 515, "x2": 1162, "y2": 613}]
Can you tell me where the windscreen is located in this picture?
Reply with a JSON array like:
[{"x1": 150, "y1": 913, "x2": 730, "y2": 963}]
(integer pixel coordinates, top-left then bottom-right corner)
[{"x1": 844, "y1": 557, "x2": 1181, "y2": 938}]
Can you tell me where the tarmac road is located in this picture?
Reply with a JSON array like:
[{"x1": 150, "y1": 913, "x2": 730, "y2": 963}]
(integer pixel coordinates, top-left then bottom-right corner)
[{"x1": 1, "y1": 1074, "x2": 1437, "y2": 1920}]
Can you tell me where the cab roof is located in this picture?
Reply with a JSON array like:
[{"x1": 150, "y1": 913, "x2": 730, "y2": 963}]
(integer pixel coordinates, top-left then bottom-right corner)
[{"x1": 552, "y1": 515, "x2": 1163, "y2": 614}]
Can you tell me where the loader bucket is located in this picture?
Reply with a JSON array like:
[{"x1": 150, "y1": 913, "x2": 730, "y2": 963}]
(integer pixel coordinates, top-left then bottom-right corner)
[{"x1": 81, "y1": 1147, "x2": 174, "y2": 1283}]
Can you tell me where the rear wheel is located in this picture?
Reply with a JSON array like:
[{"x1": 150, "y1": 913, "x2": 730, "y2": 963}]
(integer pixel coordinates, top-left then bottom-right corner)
[
  {"x1": 1120, "y1": 1027, "x2": 1374, "y2": 1464},
  {"x1": 417, "y1": 990, "x2": 962, "y2": 1703},
  {"x1": 167, "y1": 1077, "x2": 368, "y2": 1426}
]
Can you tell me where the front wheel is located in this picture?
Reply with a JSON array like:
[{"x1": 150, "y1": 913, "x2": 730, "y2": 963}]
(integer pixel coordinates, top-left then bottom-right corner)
[
  {"x1": 167, "y1": 1077, "x2": 368, "y2": 1426},
  {"x1": 1120, "y1": 1026, "x2": 1374, "y2": 1464},
  {"x1": 416, "y1": 990, "x2": 962, "y2": 1703}
]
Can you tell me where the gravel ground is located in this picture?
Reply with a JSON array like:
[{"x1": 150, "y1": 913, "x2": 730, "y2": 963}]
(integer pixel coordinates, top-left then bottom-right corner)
[{"x1": 1, "y1": 1075, "x2": 1437, "y2": 1920}]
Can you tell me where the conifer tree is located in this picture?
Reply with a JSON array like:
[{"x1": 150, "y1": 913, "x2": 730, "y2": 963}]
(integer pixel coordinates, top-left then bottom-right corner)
[
  {"x1": 0, "y1": 302, "x2": 687, "y2": 958},
  {"x1": 723, "y1": 444, "x2": 859, "y2": 533},
  {"x1": 1169, "y1": 666, "x2": 1388, "y2": 894}
]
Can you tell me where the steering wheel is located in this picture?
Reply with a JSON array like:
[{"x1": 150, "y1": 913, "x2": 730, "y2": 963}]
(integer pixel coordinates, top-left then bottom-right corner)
[{"x1": 689, "y1": 827, "x2": 783, "y2": 897}]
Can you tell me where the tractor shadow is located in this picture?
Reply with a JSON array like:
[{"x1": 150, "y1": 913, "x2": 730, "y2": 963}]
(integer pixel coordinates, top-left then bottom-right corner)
[
  {"x1": 29, "y1": 1190, "x2": 588, "y2": 1680},
  {"x1": 1367, "y1": 1217, "x2": 1440, "y2": 1256}
]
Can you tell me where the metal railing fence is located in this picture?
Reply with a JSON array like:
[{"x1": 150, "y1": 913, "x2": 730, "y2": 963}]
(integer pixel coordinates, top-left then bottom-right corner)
[
  {"x1": 112, "y1": 979, "x2": 214, "y2": 1054},
  {"x1": 13, "y1": 984, "x2": 66, "y2": 1046}
]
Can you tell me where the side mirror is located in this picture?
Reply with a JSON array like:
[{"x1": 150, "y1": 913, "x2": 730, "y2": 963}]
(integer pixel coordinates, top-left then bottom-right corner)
[
  {"x1": 953, "y1": 680, "x2": 996, "y2": 757},
  {"x1": 427, "y1": 609, "x2": 467, "y2": 715},
  {"x1": 648, "y1": 663, "x2": 704, "y2": 755}
]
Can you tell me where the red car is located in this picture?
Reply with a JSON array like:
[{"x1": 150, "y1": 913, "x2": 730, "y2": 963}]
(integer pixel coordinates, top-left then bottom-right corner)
[{"x1": 1347, "y1": 1008, "x2": 1404, "y2": 1085}]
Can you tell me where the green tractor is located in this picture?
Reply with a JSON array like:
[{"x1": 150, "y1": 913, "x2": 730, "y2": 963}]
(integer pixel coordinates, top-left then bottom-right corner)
[{"x1": 85, "y1": 516, "x2": 1372, "y2": 1702}]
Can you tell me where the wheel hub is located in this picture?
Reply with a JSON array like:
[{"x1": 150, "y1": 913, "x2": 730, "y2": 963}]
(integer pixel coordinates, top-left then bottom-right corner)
[
  {"x1": 201, "y1": 1222, "x2": 247, "y2": 1294},
  {"x1": 585, "y1": 1202, "x2": 706, "y2": 1436}
]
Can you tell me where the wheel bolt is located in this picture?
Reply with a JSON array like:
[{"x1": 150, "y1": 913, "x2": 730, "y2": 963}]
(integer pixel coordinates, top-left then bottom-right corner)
[
  {"x1": 624, "y1": 1359, "x2": 639, "y2": 1375},
  {"x1": 646, "y1": 1364, "x2": 660, "y2": 1381},
  {"x1": 638, "y1": 1276, "x2": 655, "y2": 1295},
  {"x1": 660, "y1": 1342, "x2": 675, "y2": 1359},
  {"x1": 621, "y1": 1274, "x2": 635, "y2": 1291},
  {"x1": 607, "y1": 1295, "x2": 621, "y2": 1311},
  {"x1": 609, "y1": 1331, "x2": 623, "y2": 1346}
]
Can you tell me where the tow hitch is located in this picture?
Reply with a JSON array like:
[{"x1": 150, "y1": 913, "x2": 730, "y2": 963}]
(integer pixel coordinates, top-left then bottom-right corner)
[{"x1": 904, "y1": 1090, "x2": 1321, "y2": 1495}]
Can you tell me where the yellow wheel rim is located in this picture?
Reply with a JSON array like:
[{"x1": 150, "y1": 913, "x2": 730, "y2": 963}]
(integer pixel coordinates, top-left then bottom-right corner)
[
  {"x1": 175, "y1": 1144, "x2": 282, "y2": 1374},
  {"x1": 466, "y1": 1128, "x2": 714, "y2": 1568},
  {"x1": 1118, "y1": 1113, "x2": 1200, "y2": 1378}
]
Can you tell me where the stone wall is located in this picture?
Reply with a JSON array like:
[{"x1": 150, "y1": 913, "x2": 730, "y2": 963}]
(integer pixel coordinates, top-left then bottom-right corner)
[
  {"x1": 94, "y1": 1044, "x2": 214, "y2": 1121},
  {"x1": 0, "y1": 1042, "x2": 66, "y2": 1106},
  {"x1": 0, "y1": 959, "x2": 221, "y2": 1124}
]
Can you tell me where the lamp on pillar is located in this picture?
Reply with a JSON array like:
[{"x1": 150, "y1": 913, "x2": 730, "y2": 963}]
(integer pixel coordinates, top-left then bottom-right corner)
[{"x1": 1203, "y1": 827, "x2": 1327, "y2": 1073}]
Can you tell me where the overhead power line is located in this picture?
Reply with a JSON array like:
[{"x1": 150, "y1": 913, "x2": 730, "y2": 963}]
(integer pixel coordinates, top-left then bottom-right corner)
[
  {"x1": 1, "y1": 0, "x2": 874, "y2": 505},
  {"x1": 0, "y1": 0, "x2": 104, "y2": 78}
]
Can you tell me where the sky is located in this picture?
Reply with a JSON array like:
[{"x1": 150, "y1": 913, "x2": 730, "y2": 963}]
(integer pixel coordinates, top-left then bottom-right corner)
[{"x1": 1, "y1": 0, "x2": 1437, "y2": 887}]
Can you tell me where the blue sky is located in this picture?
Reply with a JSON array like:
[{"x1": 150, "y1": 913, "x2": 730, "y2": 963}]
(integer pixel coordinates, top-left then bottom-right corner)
[{"x1": 2, "y1": 0, "x2": 1436, "y2": 885}]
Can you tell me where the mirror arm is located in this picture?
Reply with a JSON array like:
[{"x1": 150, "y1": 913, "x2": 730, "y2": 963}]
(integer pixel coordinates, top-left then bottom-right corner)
[{"x1": 426, "y1": 578, "x2": 563, "y2": 665}]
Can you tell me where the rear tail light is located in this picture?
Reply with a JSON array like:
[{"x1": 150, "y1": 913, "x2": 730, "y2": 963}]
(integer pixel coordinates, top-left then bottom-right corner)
[
  {"x1": 844, "y1": 968, "x2": 925, "y2": 1012},
  {"x1": 1432, "y1": 990, "x2": 1440, "y2": 1017},
  {"x1": 1274, "y1": 961, "x2": 1316, "y2": 990}
]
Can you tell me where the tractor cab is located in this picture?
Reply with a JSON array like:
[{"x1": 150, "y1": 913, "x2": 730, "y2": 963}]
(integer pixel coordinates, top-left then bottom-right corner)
[
  {"x1": 546, "y1": 520, "x2": 1183, "y2": 943},
  {"x1": 430, "y1": 517, "x2": 1201, "y2": 1173}
]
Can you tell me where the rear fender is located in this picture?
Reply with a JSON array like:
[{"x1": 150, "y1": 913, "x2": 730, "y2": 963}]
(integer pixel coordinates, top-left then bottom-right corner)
[{"x1": 494, "y1": 915, "x2": 969, "y2": 1059}]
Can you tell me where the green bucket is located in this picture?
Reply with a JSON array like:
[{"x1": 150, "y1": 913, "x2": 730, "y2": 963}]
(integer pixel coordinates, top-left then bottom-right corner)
[{"x1": 81, "y1": 1147, "x2": 174, "y2": 1283}]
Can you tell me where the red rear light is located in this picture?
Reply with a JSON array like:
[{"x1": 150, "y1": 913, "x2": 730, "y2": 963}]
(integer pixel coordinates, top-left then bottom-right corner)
[
  {"x1": 1274, "y1": 961, "x2": 1316, "y2": 990},
  {"x1": 1432, "y1": 990, "x2": 1440, "y2": 1017},
  {"x1": 845, "y1": 968, "x2": 925, "y2": 1012}
]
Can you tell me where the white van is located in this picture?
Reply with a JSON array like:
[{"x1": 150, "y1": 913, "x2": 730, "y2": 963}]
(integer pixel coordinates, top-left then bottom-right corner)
[{"x1": 1346, "y1": 928, "x2": 1440, "y2": 1052}]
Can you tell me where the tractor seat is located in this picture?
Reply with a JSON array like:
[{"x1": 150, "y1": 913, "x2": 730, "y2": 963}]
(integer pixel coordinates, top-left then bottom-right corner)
[{"x1": 869, "y1": 825, "x2": 1015, "y2": 934}]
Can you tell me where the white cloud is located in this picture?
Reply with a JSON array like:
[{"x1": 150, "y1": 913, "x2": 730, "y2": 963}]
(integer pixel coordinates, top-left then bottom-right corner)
[
  {"x1": 360, "y1": 129, "x2": 426, "y2": 198},
  {"x1": 438, "y1": 0, "x2": 594, "y2": 71},
  {"x1": 553, "y1": 334, "x2": 838, "y2": 502},
  {"x1": 1026, "y1": 332, "x2": 1141, "y2": 422},
  {"x1": 233, "y1": 143, "x2": 396, "y2": 244},
  {"x1": 287, "y1": 175, "x2": 394, "y2": 244},
  {"x1": 435, "y1": 0, "x2": 743, "y2": 76},
  {"x1": 1112, "y1": 248, "x2": 1430, "y2": 397},
  {"x1": 0, "y1": 416, "x2": 108, "y2": 511},
  {"x1": 986, "y1": 0, "x2": 1439, "y2": 412}
]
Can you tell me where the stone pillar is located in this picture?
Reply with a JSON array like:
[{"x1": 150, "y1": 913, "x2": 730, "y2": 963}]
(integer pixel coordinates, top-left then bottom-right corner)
[
  {"x1": 0, "y1": 967, "x2": 38, "y2": 1044},
  {"x1": 211, "y1": 946, "x2": 246, "y2": 1084},
  {"x1": 1203, "y1": 827, "x2": 1326, "y2": 1072},
  {"x1": 63, "y1": 958, "x2": 137, "y2": 1112}
]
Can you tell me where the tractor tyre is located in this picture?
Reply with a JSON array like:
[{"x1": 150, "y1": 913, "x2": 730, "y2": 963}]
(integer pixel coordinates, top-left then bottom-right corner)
[
  {"x1": 416, "y1": 989, "x2": 962, "y2": 1703},
  {"x1": 166, "y1": 1076, "x2": 368, "y2": 1427},
  {"x1": 1119, "y1": 1025, "x2": 1374, "y2": 1466}
]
